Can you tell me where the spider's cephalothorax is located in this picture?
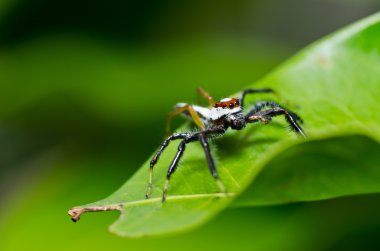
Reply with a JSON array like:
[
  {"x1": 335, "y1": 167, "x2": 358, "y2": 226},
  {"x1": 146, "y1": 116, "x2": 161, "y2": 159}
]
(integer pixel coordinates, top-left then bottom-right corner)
[{"x1": 146, "y1": 88, "x2": 305, "y2": 202}]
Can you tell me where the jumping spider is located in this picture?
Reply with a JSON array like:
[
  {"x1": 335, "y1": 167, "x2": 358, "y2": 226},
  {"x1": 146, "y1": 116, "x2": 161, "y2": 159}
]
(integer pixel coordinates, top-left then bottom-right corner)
[{"x1": 146, "y1": 87, "x2": 305, "y2": 202}]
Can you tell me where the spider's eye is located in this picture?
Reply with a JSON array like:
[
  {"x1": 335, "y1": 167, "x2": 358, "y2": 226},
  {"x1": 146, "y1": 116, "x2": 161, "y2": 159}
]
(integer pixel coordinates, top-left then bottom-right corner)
[
  {"x1": 229, "y1": 103, "x2": 234, "y2": 109},
  {"x1": 223, "y1": 104, "x2": 227, "y2": 108},
  {"x1": 235, "y1": 100, "x2": 240, "y2": 106}
]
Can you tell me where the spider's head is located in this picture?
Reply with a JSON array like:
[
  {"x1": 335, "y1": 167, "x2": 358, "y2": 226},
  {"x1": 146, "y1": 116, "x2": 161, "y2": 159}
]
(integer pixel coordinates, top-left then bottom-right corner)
[{"x1": 210, "y1": 98, "x2": 242, "y2": 120}]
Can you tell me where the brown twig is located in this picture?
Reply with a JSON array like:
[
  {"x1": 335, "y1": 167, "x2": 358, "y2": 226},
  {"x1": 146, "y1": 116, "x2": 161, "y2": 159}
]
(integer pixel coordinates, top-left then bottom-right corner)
[{"x1": 68, "y1": 204, "x2": 123, "y2": 222}]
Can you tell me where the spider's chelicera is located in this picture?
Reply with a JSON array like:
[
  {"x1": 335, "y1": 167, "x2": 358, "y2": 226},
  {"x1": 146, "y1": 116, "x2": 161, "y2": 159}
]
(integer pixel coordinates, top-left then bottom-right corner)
[{"x1": 146, "y1": 88, "x2": 305, "y2": 202}]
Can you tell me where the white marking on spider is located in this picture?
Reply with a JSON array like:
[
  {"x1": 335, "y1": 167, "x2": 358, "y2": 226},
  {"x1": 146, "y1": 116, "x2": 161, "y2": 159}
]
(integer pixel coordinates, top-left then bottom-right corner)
[
  {"x1": 209, "y1": 106, "x2": 242, "y2": 120},
  {"x1": 220, "y1": 98, "x2": 233, "y2": 102},
  {"x1": 176, "y1": 102, "x2": 242, "y2": 121}
]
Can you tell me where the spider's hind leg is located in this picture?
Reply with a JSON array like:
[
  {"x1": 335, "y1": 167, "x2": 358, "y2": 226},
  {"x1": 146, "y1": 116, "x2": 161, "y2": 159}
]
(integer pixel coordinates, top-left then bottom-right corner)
[
  {"x1": 196, "y1": 87, "x2": 215, "y2": 107},
  {"x1": 165, "y1": 104, "x2": 205, "y2": 136}
]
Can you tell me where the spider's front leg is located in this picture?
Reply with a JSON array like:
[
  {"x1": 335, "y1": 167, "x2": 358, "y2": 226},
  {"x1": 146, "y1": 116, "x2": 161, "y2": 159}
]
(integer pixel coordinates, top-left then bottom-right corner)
[
  {"x1": 147, "y1": 127, "x2": 226, "y2": 202},
  {"x1": 199, "y1": 132, "x2": 226, "y2": 194},
  {"x1": 245, "y1": 101, "x2": 306, "y2": 137},
  {"x1": 146, "y1": 132, "x2": 192, "y2": 199},
  {"x1": 161, "y1": 127, "x2": 226, "y2": 202},
  {"x1": 165, "y1": 104, "x2": 205, "y2": 135}
]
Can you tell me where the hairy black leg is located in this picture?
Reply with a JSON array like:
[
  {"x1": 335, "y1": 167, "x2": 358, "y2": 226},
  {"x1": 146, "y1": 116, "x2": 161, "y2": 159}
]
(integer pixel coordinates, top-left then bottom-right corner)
[
  {"x1": 246, "y1": 106, "x2": 306, "y2": 137},
  {"x1": 146, "y1": 133, "x2": 191, "y2": 199},
  {"x1": 246, "y1": 101, "x2": 303, "y2": 124},
  {"x1": 266, "y1": 108, "x2": 305, "y2": 136},
  {"x1": 162, "y1": 139, "x2": 190, "y2": 202},
  {"x1": 161, "y1": 127, "x2": 226, "y2": 202},
  {"x1": 199, "y1": 133, "x2": 226, "y2": 193},
  {"x1": 239, "y1": 88, "x2": 275, "y2": 107}
]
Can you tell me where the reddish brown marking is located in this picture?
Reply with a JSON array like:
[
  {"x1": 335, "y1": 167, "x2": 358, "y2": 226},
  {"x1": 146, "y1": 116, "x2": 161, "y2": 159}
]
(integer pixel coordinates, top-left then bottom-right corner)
[{"x1": 214, "y1": 98, "x2": 240, "y2": 109}]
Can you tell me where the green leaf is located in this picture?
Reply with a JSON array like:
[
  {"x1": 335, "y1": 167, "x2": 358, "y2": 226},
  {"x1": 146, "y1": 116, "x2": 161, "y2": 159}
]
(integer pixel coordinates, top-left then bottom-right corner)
[
  {"x1": 235, "y1": 134, "x2": 380, "y2": 206},
  {"x1": 68, "y1": 12, "x2": 380, "y2": 237}
]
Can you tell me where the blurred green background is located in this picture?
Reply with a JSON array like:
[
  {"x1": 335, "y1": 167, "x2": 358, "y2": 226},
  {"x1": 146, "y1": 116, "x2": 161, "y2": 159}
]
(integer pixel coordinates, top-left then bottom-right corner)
[{"x1": 1, "y1": 0, "x2": 380, "y2": 250}]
